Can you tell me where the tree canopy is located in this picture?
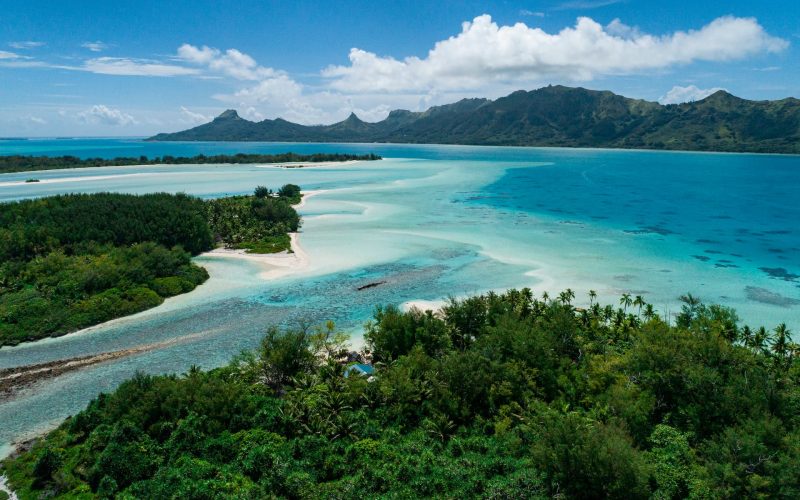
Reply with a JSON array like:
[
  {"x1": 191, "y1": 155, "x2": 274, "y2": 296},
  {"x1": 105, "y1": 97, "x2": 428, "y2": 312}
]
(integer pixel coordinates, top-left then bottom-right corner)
[{"x1": 4, "y1": 289, "x2": 799, "y2": 498}]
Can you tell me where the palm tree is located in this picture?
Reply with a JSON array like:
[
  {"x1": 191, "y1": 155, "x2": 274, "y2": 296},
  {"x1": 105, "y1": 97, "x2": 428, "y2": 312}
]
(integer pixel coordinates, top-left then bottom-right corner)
[
  {"x1": 633, "y1": 295, "x2": 646, "y2": 319},
  {"x1": 754, "y1": 327, "x2": 769, "y2": 355},
  {"x1": 541, "y1": 291, "x2": 550, "y2": 304},
  {"x1": 741, "y1": 325, "x2": 754, "y2": 348},
  {"x1": 603, "y1": 305, "x2": 614, "y2": 323},
  {"x1": 772, "y1": 323, "x2": 792, "y2": 361},
  {"x1": 559, "y1": 288, "x2": 576, "y2": 306},
  {"x1": 620, "y1": 293, "x2": 633, "y2": 313},
  {"x1": 588, "y1": 290, "x2": 597, "y2": 306},
  {"x1": 643, "y1": 304, "x2": 656, "y2": 322}
]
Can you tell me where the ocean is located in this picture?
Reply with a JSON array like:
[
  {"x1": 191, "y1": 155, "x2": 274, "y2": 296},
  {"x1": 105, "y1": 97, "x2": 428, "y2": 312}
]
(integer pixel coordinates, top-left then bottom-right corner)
[{"x1": 0, "y1": 138, "x2": 798, "y2": 455}]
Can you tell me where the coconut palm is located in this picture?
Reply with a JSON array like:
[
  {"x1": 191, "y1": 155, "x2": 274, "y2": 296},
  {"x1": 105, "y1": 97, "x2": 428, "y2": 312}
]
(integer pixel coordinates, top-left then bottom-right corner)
[
  {"x1": 603, "y1": 305, "x2": 614, "y2": 323},
  {"x1": 588, "y1": 289, "x2": 597, "y2": 306},
  {"x1": 559, "y1": 288, "x2": 576, "y2": 306},
  {"x1": 643, "y1": 303, "x2": 656, "y2": 322},
  {"x1": 620, "y1": 293, "x2": 633, "y2": 313},
  {"x1": 633, "y1": 295, "x2": 646, "y2": 319},
  {"x1": 772, "y1": 323, "x2": 792, "y2": 361},
  {"x1": 741, "y1": 325, "x2": 754, "y2": 348}
]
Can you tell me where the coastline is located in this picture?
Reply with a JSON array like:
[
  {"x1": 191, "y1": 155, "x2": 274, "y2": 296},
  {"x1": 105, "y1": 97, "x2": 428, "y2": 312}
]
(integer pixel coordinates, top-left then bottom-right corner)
[
  {"x1": 0, "y1": 474, "x2": 17, "y2": 499},
  {"x1": 0, "y1": 160, "x2": 372, "y2": 184},
  {"x1": 198, "y1": 189, "x2": 324, "y2": 280},
  {"x1": 200, "y1": 232, "x2": 309, "y2": 281},
  {"x1": 0, "y1": 191, "x2": 323, "y2": 353}
]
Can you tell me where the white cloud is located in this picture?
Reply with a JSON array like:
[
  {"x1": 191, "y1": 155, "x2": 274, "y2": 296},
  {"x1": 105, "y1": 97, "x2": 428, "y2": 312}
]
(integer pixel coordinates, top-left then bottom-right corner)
[
  {"x1": 9, "y1": 41, "x2": 45, "y2": 49},
  {"x1": 0, "y1": 50, "x2": 21, "y2": 59},
  {"x1": 242, "y1": 107, "x2": 265, "y2": 121},
  {"x1": 605, "y1": 18, "x2": 641, "y2": 39},
  {"x1": 83, "y1": 57, "x2": 200, "y2": 77},
  {"x1": 177, "y1": 44, "x2": 279, "y2": 80},
  {"x1": 323, "y1": 15, "x2": 788, "y2": 93},
  {"x1": 520, "y1": 10, "x2": 545, "y2": 17},
  {"x1": 82, "y1": 41, "x2": 109, "y2": 52},
  {"x1": 554, "y1": 0, "x2": 624, "y2": 10},
  {"x1": 77, "y1": 105, "x2": 137, "y2": 126},
  {"x1": 179, "y1": 106, "x2": 211, "y2": 124},
  {"x1": 658, "y1": 85, "x2": 726, "y2": 104},
  {"x1": 28, "y1": 116, "x2": 46, "y2": 125}
]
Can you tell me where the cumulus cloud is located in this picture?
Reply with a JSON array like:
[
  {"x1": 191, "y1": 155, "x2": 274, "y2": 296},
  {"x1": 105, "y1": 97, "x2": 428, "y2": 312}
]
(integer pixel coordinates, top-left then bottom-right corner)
[
  {"x1": 179, "y1": 106, "x2": 211, "y2": 124},
  {"x1": 323, "y1": 15, "x2": 788, "y2": 93},
  {"x1": 83, "y1": 57, "x2": 200, "y2": 77},
  {"x1": 177, "y1": 44, "x2": 279, "y2": 80},
  {"x1": 659, "y1": 85, "x2": 726, "y2": 104},
  {"x1": 9, "y1": 41, "x2": 45, "y2": 49},
  {"x1": 77, "y1": 105, "x2": 137, "y2": 126},
  {"x1": 82, "y1": 41, "x2": 109, "y2": 52}
]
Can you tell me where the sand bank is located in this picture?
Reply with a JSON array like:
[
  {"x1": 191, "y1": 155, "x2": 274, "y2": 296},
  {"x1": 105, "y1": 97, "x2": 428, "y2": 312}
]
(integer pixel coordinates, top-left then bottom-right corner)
[{"x1": 200, "y1": 232, "x2": 310, "y2": 281}]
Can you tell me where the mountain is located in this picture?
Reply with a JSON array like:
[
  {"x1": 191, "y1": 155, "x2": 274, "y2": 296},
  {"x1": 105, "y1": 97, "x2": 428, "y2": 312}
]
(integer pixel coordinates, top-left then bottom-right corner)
[{"x1": 148, "y1": 86, "x2": 800, "y2": 153}]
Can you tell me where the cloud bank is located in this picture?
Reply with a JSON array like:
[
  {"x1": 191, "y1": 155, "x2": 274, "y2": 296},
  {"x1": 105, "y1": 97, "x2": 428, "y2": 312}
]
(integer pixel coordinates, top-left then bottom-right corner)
[
  {"x1": 2, "y1": 14, "x2": 789, "y2": 132},
  {"x1": 323, "y1": 15, "x2": 787, "y2": 93},
  {"x1": 77, "y1": 105, "x2": 137, "y2": 126}
]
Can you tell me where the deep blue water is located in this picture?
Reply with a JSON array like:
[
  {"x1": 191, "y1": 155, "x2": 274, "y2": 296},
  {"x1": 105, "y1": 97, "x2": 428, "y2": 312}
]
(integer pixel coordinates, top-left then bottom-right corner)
[{"x1": 478, "y1": 151, "x2": 800, "y2": 289}]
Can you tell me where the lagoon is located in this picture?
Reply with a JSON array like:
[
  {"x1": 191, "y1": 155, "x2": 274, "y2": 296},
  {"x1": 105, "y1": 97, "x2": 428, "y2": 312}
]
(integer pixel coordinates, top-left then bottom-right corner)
[{"x1": 0, "y1": 139, "x2": 799, "y2": 456}]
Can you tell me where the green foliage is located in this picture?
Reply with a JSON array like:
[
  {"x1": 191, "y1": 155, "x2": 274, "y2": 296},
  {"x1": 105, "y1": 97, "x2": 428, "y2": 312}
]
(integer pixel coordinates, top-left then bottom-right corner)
[
  {"x1": 205, "y1": 193, "x2": 300, "y2": 251},
  {"x1": 277, "y1": 183, "x2": 302, "y2": 203},
  {"x1": 4, "y1": 289, "x2": 799, "y2": 498},
  {"x1": 0, "y1": 152, "x2": 382, "y2": 174},
  {"x1": 150, "y1": 87, "x2": 800, "y2": 154},
  {"x1": 0, "y1": 187, "x2": 303, "y2": 345}
]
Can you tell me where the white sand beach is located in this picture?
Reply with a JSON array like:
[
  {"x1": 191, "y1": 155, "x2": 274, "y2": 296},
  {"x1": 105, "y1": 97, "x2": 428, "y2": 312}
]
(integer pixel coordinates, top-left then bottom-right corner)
[{"x1": 200, "y1": 232, "x2": 310, "y2": 281}]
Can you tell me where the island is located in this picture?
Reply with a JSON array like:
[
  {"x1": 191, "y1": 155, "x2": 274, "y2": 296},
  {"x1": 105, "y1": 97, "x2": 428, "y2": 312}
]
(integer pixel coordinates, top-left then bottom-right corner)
[
  {"x1": 0, "y1": 153, "x2": 381, "y2": 174},
  {"x1": 0, "y1": 184, "x2": 302, "y2": 346},
  {"x1": 148, "y1": 86, "x2": 800, "y2": 154},
  {"x1": 2, "y1": 290, "x2": 797, "y2": 498}
]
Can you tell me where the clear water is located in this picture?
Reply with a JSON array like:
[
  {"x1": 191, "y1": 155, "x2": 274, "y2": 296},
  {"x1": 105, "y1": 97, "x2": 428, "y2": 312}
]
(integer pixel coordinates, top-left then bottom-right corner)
[{"x1": 1, "y1": 139, "x2": 798, "y2": 456}]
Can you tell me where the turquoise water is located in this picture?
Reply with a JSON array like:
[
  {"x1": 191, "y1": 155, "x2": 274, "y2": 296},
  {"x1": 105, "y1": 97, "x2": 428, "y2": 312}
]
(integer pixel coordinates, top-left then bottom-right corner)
[{"x1": 0, "y1": 139, "x2": 799, "y2": 455}]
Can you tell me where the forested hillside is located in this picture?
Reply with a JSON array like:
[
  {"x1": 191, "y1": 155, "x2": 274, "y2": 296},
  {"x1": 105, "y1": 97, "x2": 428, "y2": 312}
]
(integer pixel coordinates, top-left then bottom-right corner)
[
  {"x1": 149, "y1": 86, "x2": 800, "y2": 154},
  {"x1": 4, "y1": 290, "x2": 798, "y2": 498},
  {"x1": 0, "y1": 186, "x2": 302, "y2": 346}
]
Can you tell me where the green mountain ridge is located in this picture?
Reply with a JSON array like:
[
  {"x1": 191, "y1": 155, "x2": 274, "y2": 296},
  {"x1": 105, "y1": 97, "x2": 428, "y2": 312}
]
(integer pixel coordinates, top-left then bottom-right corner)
[{"x1": 148, "y1": 86, "x2": 800, "y2": 153}]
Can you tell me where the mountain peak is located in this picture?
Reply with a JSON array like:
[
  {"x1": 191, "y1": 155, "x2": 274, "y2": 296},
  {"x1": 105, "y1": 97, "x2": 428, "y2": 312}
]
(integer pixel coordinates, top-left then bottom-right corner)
[
  {"x1": 215, "y1": 109, "x2": 241, "y2": 120},
  {"x1": 344, "y1": 112, "x2": 362, "y2": 122}
]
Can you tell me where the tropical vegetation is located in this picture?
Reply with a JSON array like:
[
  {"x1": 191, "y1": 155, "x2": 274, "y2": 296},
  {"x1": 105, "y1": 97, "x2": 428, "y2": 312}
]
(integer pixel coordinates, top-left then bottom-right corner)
[
  {"x1": 0, "y1": 186, "x2": 301, "y2": 346},
  {"x1": 0, "y1": 153, "x2": 381, "y2": 174},
  {"x1": 4, "y1": 289, "x2": 799, "y2": 498},
  {"x1": 149, "y1": 86, "x2": 800, "y2": 154}
]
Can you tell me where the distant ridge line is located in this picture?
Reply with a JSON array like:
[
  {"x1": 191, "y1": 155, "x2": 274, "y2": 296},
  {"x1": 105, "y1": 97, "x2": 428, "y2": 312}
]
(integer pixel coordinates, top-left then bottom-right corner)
[{"x1": 149, "y1": 86, "x2": 800, "y2": 154}]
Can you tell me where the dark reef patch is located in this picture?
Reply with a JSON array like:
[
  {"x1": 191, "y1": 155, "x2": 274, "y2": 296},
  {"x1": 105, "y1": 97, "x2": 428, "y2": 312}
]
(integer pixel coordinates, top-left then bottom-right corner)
[
  {"x1": 760, "y1": 267, "x2": 800, "y2": 282},
  {"x1": 745, "y1": 286, "x2": 800, "y2": 307}
]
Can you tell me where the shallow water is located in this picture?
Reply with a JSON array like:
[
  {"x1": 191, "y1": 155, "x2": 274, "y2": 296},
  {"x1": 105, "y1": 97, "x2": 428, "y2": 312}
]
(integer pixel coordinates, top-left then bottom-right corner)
[{"x1": 0, "y1": 140, "x2": 798, "y2": 455}]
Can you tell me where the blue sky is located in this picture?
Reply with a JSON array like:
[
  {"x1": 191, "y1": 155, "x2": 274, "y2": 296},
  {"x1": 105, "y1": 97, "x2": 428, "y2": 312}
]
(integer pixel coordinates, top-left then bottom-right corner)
[{"x1": 1, "y1": 0, "x2": 798, "y2": 136}]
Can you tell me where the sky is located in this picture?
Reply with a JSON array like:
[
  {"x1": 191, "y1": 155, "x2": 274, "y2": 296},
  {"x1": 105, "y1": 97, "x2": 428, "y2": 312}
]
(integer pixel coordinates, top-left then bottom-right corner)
[{"x1": 1, "y1": 0, "x2": 798, "y2": 136}]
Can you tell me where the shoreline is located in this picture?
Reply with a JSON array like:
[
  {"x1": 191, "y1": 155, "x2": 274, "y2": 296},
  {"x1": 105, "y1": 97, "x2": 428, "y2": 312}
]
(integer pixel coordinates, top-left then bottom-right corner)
[
  {"x1": 0, "y1": 474, "x2": 17, "y2": 499},
  {"x1": 198, "y1": 189, "x2": 324, "y2": 280},
  {"x1": 0, "y1": 160, "x2": 373, "y2": 184},
  {"x1": 200, "y1": 232, "x2": 310, "y2": 281},
  {"x1": 0, "y1": 190, "x2": 323, "y2": 352}
]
